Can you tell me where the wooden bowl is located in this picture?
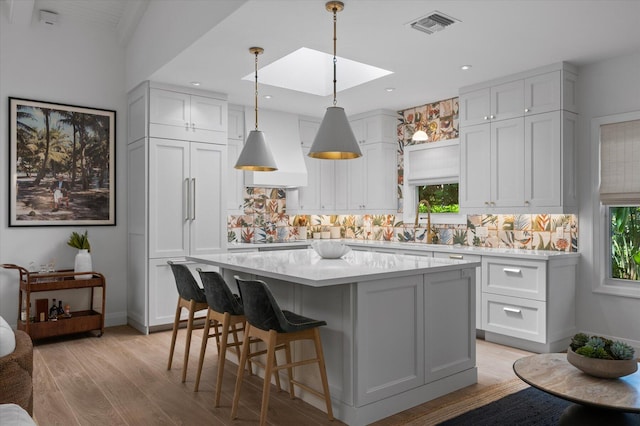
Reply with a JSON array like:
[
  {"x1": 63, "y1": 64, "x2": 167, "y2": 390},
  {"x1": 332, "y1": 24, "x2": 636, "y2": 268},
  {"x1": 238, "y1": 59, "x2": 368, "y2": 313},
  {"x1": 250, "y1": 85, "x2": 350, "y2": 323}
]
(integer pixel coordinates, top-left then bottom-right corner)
[{"x1": 567, "y1": 348, "x2": 638, "y2": 379}]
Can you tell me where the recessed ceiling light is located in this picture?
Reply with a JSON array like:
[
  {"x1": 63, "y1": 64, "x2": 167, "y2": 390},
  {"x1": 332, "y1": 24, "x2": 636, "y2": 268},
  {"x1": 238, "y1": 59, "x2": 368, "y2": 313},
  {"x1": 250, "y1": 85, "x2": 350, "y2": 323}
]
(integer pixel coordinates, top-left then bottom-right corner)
[
  {"x1": 242, "y1": 47, "x2": 393, "y2": 96},
  {"x1": 264, "y1": 95, "x2": 272, "y2": 99},
  {"x1": 190, "y1": 81, "x2": 201, "y2": 86},
  {"x1": 460, "y1": 65, "x2": 472, "y2": 70},
  {"x1": 385, "y1": 88, "x2": 395, "y2": 92}
]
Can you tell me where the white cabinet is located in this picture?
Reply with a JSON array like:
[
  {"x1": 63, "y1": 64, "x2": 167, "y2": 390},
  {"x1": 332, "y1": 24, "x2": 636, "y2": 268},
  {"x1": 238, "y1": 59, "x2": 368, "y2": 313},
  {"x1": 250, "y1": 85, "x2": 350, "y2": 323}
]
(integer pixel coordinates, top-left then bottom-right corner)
[
  {"x1": 460, "y1": 118, "x2": 524, "y2": 209},
  {"x1": 127, "y1": 82, "x2": 228, "y2": 333},
  {"x1": 150, "y1": 88, "x2": 227, "y2": 143},
  {"x1": 149, "y1": 138, "x2": 226, "y2": 258},
  {"x1": 460, "y1": 70, "x2": 570, "y2": 127},
  {"x1": 348, "y1": 110, "x2": 398, "y2": 212},
  {"x1": 433, "y1": 252, "x2": 482, "y2": 331},
  {"x1": 481, "y1": 255, "x2": 578, "y2": 352},
  {"x1": 227, "y1": 106, "x2": 245, "y2": 213},
  {"x1": 228, "y1": 107, "x2": 245, "y2": 141},
  {"x1": 227, "y1": 139, "x2": 245, "y2": 213},
  {"x1": 459, "y1": 63, "x2": 577, "y2": 213}
]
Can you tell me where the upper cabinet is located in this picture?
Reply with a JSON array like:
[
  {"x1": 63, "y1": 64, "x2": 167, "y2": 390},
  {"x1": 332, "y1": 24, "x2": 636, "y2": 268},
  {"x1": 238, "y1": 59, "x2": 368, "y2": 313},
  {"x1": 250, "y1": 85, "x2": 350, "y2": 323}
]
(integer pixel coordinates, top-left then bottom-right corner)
[
  {"x1": 149, "y1": 87, "x2": 227, "y2": 143},
  {"x1": 227, "y1": 106, "x2": 245, "y2": 214},
  {"x1": 460, "y1": 69, "x2": 577, "y2": 128},
  {"x1": 459, "y1": 63, "x2": 578, "y2": 214}
]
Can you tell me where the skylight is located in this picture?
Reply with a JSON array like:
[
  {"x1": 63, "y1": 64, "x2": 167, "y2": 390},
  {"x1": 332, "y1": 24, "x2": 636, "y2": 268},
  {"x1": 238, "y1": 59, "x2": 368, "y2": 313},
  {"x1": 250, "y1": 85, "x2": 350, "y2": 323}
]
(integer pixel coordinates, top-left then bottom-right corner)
[{"x1": 242, "y1": 47, "x2": 393, "y2": 97}]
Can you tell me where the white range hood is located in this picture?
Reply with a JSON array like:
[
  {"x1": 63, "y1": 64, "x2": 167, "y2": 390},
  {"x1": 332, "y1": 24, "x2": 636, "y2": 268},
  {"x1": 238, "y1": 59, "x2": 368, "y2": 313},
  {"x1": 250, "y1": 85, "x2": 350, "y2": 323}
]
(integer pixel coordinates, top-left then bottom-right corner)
[{"x1": 243, "y1": 107, "x2": 308, "y2": 188}]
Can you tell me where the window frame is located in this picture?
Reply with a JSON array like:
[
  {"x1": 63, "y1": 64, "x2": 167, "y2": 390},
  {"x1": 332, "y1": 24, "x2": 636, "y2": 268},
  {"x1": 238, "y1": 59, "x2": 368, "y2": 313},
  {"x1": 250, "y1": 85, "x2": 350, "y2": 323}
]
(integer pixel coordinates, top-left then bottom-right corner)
[{"x1": 593, "y1": 111, "x2": 640, "y2": 298}]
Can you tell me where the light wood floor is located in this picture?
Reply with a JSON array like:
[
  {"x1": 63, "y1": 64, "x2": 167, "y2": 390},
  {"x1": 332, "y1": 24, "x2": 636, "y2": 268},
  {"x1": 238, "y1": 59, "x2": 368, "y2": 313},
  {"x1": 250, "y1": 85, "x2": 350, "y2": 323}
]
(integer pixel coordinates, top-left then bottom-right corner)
[{"x1": 32, "y1": 326, "x2": 532, "y2": 425}]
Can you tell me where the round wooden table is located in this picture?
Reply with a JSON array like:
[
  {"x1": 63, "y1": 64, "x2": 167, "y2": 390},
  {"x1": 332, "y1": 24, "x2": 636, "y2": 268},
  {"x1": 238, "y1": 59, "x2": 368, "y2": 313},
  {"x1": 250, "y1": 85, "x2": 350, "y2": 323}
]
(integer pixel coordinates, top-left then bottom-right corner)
[{"x1": 513, "y1": 353, "x2": 640, "y2": 425}]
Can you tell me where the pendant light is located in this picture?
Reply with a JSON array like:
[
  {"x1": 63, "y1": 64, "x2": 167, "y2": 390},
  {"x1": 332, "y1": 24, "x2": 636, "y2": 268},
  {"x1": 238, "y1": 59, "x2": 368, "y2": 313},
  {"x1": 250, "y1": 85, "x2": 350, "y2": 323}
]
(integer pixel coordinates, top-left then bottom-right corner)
[
  {"x1": 234, "y1": 47, "x2": 278, "y2": 171},
  {"x1": 308, "y1": 1, "x2": 361, "y2": 160}
]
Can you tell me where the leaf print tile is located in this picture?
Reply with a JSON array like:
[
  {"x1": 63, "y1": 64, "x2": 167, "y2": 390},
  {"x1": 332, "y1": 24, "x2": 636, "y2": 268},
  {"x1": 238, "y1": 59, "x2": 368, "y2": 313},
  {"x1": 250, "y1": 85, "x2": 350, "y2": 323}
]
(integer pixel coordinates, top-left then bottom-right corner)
[{"x1": 533, "y1": 214, "x2": 550, "y2": 231}]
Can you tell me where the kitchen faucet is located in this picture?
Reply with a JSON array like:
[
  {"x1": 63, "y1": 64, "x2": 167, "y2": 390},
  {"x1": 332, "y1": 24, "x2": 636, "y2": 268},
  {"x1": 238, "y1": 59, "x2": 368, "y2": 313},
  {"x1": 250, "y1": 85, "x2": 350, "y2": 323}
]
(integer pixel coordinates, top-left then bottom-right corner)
[{"x1": 414, "y1": 199, "x2": 435, "y2": 244}]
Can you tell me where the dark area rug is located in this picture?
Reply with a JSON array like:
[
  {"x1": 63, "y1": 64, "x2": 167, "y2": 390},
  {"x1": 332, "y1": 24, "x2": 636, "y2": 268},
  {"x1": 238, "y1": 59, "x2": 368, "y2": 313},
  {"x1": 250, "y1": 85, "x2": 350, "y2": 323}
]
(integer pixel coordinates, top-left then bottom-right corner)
[{"x1": 438, "y1": 387, "x2": 640, "y2": 426}]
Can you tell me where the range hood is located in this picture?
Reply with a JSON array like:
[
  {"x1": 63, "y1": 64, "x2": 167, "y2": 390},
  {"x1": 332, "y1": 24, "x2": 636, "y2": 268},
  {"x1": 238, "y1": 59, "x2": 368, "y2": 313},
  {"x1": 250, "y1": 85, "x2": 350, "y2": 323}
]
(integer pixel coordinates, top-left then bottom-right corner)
[{"x1": 243, "y1": 107, "x2": 308, "y2": 188}]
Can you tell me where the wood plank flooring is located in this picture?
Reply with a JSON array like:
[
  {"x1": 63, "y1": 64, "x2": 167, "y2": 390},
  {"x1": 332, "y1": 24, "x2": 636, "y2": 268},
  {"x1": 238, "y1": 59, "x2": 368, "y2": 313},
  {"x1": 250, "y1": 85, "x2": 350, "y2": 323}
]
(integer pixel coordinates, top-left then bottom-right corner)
[{"x1": 32, "y1": 326, "x2": 532, "y2": 425}]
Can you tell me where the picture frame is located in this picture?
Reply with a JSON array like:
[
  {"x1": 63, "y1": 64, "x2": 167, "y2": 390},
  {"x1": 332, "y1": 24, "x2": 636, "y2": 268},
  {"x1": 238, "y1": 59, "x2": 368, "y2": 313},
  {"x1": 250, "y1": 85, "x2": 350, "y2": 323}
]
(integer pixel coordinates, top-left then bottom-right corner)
[{"x1": 9, "y1": 97, "x2": 116, "y2": 226}]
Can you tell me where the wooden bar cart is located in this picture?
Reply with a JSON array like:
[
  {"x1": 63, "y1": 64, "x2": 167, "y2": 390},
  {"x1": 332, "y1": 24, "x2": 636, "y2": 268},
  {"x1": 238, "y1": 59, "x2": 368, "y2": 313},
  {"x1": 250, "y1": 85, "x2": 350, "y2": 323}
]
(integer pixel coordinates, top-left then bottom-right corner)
[{"x1": 2, "y1": 264, "x2": 106, "y2": 340}]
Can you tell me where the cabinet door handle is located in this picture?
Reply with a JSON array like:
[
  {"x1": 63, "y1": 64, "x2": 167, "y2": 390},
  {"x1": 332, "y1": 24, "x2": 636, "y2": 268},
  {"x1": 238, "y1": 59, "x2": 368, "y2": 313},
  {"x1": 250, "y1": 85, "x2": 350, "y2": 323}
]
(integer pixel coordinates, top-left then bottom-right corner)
[
  {"x1": 503, "y1": 268, "x2": 521, "y2": 274},
  {"x1": 191, "y1": 123, "x2": 196, "y2": 132},
  {"x1": 490, "y1": 115, "x2": 495, "y2": 119},
  {"x1": 185, "y1": 122, "x2": 189, "y2": 130},
  {"x1": 503, "y1": 307, "x2": 521, "y2": 314},
  {"x1": 524, "y1": 108, "x2": 530, "y2": 113},
  {"x1": 449, "y1": 255, "x2": 464, "y2": 259},
  {"x1": 184, "y1": 178, "x2": 190, "y2": 221},
  {"x1": 191, "y1": 178, "x2": 196, "y2": 220},
  {"x1": 524, "y1": 200, "x2": 530, "y2": 206}
]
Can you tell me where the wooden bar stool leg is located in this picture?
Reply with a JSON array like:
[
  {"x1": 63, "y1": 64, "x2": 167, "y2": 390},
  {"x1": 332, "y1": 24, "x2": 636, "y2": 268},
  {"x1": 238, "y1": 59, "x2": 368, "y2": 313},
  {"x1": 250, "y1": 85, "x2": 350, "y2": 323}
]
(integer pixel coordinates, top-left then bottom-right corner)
[
  {"x1": 284, "y1": 342, "x2": 295, "y2": 398},
  {"x1": 181, "y1": 300, "x2": 196, "y2": 383},
  {"x1": 167, "y1": 297, "x2": 182, "y2": 370},
  {"x1": 313, "y1": 328, "x2": 334, "y2": 420},
  {"x1": 260, "y1": 330, "x2": 278, "y2": 426},
  {"x1": 215, "y1": 313, "x2": 231, "y2": 407},
  {"x1": 231, "y1": 324, "x2": 252, "y2": 420},
  {"x1": 194, "y1": 309, "x2": 211, "y2": 392}
]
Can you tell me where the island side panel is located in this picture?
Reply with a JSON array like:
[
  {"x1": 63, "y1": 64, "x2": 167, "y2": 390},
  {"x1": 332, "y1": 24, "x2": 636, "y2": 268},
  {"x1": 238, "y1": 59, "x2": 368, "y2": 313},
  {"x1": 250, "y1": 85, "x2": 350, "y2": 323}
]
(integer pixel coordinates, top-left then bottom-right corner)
[
  {"x1": 425, "y1": 268, "x2": 476, "y2": 382},
  {"x1": 355, "y1": 274, "x2": 425, "y2": 406}
]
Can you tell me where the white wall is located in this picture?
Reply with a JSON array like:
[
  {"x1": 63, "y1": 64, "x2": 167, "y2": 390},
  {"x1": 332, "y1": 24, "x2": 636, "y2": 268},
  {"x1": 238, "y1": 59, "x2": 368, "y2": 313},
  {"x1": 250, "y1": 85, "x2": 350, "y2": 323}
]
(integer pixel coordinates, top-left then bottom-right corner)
[
  {"x1": 0, "y1": 14, "x2": 128, "y2": 328},
  {"x1": 576, "y1": 51, "x2": 640, "y2": 347}
]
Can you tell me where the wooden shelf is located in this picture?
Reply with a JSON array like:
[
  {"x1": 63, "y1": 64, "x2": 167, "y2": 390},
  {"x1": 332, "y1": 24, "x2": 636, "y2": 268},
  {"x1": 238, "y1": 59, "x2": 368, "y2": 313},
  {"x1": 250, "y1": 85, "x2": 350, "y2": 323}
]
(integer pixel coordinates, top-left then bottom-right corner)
[{"x1": 2, "y1": 264, "x2": 106, "y2": 340}]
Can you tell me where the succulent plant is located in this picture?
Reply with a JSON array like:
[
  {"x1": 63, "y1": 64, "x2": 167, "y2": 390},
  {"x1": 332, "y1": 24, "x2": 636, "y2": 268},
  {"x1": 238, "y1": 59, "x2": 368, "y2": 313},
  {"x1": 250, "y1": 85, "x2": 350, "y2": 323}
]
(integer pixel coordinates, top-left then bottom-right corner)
[
  {"x1": 610, "y1": 341, "x2": 636, "y2": 360},
  {"x1": 586, "y1": 336, "x2": 606, "y2": 351},
  {"x1": 570, "y1": 333, "x2": 636, "y2": 360},
  {"x1": 570, "y1": 333, "x2": 589, "y2": 351}
]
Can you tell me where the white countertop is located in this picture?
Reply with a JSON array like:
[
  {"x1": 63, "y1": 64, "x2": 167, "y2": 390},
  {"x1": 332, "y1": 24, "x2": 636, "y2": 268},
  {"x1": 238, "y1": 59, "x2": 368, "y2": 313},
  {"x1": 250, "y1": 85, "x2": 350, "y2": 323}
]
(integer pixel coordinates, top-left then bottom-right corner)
[
  {"x1": 188, "y1": 248, "x2": 480, "y2": 287},
  {"x1": 227, "y1": 239, "x2": 580, "y2": 260}
]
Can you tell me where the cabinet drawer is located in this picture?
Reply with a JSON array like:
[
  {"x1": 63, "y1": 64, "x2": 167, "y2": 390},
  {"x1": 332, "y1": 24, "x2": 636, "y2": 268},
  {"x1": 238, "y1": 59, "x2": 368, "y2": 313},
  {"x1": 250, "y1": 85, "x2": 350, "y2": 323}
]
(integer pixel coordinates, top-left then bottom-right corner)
[
  {"x1": 482, "y1": 293, "x2": 546, "y2": 343},
  {"x1": 482, "y1": 257, "x2": 546, "y2": 300}
]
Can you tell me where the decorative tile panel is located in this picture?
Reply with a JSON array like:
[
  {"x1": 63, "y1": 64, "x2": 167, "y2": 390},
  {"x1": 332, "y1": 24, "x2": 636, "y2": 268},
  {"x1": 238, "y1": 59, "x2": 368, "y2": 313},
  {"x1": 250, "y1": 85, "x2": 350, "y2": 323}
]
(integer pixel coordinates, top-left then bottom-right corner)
[{"x1": 227, "y1": 186, "x2": 579, "y2": 251}]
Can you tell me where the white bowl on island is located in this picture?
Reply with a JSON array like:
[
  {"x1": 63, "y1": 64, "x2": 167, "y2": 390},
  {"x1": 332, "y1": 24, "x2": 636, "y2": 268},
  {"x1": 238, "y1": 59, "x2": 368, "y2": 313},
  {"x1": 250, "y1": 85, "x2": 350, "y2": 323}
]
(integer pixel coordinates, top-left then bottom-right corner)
[{"x1": 311, "y1": 240, "x2": 351, "y2": 259}]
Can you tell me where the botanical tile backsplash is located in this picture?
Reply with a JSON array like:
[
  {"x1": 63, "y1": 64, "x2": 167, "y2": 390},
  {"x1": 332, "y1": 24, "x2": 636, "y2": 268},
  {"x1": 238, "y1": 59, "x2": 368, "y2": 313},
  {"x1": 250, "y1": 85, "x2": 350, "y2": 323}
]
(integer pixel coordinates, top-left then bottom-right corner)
[{"x1": 227, "y1": 187, "x2": 578, "y2": 252}]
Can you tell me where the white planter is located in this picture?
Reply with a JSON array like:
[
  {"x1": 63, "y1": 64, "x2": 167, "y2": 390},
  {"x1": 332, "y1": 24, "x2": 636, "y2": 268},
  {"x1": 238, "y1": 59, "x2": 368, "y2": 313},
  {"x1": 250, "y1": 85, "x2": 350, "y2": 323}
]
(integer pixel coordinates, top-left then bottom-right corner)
[{"x1": 74, "y1": 249, "x2": 93, "y2": 280}]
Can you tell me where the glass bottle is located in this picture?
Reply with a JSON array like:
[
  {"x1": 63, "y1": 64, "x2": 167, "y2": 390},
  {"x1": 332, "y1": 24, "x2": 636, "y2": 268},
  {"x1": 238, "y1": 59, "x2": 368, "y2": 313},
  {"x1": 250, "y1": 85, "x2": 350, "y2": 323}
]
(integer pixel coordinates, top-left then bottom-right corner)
[{"x1": 49, "y1": 298, "x2": 58, "y2": 320}]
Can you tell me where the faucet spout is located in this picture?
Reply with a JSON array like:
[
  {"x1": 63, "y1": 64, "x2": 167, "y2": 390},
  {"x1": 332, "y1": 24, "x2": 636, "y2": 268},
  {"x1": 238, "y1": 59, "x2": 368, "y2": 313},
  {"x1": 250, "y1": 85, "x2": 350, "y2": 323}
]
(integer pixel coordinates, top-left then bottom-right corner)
[{"x1": 415, "y1": 199, "x2": 434, "y2": 244}]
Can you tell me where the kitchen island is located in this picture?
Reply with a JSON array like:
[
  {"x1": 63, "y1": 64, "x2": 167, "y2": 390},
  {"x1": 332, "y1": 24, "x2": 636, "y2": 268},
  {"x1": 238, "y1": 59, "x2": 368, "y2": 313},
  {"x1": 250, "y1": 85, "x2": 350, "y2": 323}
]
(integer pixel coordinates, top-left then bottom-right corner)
[{"x1": 188, "y1": 249, "x2": 480, "y2": 425}]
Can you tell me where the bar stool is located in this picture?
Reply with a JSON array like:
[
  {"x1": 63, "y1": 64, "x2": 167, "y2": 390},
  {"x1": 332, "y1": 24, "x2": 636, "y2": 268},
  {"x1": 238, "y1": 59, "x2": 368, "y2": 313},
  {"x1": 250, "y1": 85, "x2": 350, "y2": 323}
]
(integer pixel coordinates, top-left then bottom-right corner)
[
  {"x1": 193, "y1": 269, "x2": 246, "y2": 405},
  {"x1": 231, "y1": 277, "x2": 333, "y2": 425},
  {"x1": 166, "y1": 261, "x2": 209, "y2": 383}
]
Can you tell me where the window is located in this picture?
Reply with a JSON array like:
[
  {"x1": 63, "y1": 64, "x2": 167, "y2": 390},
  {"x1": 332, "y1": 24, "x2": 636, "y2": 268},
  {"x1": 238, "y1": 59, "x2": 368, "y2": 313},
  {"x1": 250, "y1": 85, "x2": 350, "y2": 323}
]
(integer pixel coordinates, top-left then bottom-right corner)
[
  {"x1": 594, "y1": 112, "x2": 640, "y2": 297},
  {"x1": 609, "y1": 207, "x2": 640, "y2": 281},
  {"x1": 417, "y1": 183, "x2": 459, "y2": 213}
]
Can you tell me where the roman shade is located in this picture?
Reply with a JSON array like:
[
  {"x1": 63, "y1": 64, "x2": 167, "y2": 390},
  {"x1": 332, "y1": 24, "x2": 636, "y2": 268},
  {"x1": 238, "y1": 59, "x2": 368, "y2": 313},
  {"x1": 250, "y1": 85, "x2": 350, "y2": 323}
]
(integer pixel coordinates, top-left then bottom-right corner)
[{"x1": 599, "y1": 119, "x2": 640, "y2": 204}]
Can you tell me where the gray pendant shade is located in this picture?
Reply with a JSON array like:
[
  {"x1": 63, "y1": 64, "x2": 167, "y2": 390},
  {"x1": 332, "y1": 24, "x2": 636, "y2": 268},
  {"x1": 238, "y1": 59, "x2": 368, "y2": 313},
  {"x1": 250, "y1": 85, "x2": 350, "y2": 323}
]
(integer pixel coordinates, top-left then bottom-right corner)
[
  {"x1": 234, "y1": 130, "x2": 278, "y2": 171},
  {"x1": 308, "y1": 106, "x2": 362, "y2": 159}
]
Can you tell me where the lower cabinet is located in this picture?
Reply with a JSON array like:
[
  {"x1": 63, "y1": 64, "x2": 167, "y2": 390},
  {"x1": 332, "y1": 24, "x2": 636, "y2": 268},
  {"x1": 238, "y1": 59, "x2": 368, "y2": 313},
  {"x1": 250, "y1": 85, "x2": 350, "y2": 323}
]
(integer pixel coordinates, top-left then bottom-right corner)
[
  {"x1": 433, "y1": 252, "x2": 482, "y2": 330},
  {"x1": 481, "y1": 255, "x2": 578, "y2": 352}
]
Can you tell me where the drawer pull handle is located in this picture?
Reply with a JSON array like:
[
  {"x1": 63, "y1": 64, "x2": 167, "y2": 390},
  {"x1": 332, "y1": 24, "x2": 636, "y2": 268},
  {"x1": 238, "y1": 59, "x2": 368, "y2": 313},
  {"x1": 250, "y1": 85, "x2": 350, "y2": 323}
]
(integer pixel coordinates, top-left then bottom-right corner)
[
  {"x1": 503, "y1": 268, "x2": 521, "y2": 274},
  {"x1": 503, "y1": 307, "x2": 521, "y2": 314},
  {"x1": 449, "y1": 255, "x2": 464, "y2": 259}
]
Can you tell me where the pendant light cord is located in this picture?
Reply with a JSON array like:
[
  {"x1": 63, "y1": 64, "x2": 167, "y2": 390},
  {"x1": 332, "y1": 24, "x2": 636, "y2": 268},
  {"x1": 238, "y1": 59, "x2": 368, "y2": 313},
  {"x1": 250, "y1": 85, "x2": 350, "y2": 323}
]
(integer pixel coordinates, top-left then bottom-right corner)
[
  {"x1": 254, "y1": 50, "x2": 259, "y2": 131},
  {"x1": 332, "y1": 5, "x2": 337, "y2": 106}
]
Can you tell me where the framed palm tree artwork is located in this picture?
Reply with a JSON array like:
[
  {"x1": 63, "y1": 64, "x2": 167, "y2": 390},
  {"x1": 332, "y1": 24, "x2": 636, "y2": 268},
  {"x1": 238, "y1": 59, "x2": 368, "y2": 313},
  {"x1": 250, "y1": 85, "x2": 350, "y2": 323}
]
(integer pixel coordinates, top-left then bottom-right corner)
[{"x1": 9, "y1": 97, "x2": 116, "y2": 226}]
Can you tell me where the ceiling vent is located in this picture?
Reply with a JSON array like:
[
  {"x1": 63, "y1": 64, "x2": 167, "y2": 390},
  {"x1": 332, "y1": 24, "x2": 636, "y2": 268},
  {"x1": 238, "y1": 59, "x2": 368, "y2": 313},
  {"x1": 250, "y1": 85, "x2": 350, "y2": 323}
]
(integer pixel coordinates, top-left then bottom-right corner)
[{"x1": 408, "y1": 11, "x2": 459, "y2": 35}]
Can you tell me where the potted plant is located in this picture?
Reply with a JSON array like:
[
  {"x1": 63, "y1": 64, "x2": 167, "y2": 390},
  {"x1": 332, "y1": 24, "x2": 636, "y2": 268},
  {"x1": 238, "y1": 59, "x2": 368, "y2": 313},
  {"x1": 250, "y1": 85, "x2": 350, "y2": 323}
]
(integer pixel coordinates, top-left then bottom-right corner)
[
  {"x1": 67, "y1": 231, "x2": 92, "y2": 279},
  {"x1": 567, "y1": 333, "x2": 637, "y2": 378}
]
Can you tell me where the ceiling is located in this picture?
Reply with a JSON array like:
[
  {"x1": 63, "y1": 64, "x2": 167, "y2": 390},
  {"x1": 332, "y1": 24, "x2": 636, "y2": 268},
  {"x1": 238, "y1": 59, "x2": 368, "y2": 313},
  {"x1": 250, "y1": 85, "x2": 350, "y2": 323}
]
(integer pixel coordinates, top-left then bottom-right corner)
[{"x1": 14, "y1": 0, "x2": 640, "y2": 118}]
